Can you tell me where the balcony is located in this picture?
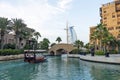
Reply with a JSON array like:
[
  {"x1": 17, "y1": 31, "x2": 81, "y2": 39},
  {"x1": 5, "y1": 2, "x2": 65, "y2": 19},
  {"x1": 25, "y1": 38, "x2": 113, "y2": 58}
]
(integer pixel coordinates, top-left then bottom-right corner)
[
  {"x1": 100, "y1": 8, "x2": 102, "y2": 12},
  {"x1": 100, "y1": 13, "x2": 102, "y2": 17},
  {"x1": 100, "y1": 19, "x2": 103, "y2": 23},
  {"x1": 116, "y1": 7, "x2": 120, "y2": 11}
]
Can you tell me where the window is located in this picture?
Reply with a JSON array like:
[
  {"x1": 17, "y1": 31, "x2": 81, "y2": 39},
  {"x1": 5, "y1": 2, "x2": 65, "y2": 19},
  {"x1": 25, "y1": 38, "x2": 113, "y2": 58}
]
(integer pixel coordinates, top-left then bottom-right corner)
[
  {"x1": 116, "y1": 26, "x2": 120, "y2": 29},
  {"x1": 118, "y1": 22, "x2": 120, "y2": 24},
  {"x1": 104, "y1": 17, "x2": 107, "y2": 19},
  {"x1": 117, "y1": 14, "x2": 120, "y2": 17},
  {"x1": 108, "y1": 27, "x2": 114, "y2": 30},
  {"x1": 117, "y1": 34, "x2": 120, "y2": 38},
  {"x1": 112, "y1": 15, "x2": 115, "y2": 18},
  {"x1": 104, "y1": 11, "x2": 106, "y2": 13}
]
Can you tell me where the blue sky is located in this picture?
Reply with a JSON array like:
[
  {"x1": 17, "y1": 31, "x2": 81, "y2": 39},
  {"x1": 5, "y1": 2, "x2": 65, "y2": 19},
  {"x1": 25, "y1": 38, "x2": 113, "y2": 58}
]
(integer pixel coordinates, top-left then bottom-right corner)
[{"x1": 0, "y1": 0, "x2": 113, "y2": 44}]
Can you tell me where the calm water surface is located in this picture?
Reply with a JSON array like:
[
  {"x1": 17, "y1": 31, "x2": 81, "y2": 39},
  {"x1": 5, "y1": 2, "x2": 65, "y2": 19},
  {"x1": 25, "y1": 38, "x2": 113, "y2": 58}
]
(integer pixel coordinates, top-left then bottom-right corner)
[{"x1": 0, "y1": 55, "x2": 120, "y2": 80}]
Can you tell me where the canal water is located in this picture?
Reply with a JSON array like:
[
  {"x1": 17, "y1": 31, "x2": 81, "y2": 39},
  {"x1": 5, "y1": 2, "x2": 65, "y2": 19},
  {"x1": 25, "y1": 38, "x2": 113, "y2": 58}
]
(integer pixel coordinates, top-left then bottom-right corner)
[{"x1": 0, "y1": 55, "x2": 120, "y2": 80}]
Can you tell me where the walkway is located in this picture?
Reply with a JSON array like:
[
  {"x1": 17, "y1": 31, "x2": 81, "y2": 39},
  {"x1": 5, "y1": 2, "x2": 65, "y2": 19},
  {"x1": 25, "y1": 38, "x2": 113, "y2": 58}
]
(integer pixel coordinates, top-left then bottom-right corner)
[{"x1": 68, "y1": 54, "x2": 120, "y2": 65}]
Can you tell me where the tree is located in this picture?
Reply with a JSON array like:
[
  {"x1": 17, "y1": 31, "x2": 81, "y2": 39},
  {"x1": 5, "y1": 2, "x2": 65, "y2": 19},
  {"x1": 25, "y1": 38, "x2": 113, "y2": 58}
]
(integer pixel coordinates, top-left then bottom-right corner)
[
  {"x1": 0, "y1": 17, "x2": 10, "y2": 49},
  {"x1": 74, "y1": 40, "x2": 84, "y2": 54},
  {"x1": 50, "y1": 43, "x2": 56, "y2": 47},
  {"x1": 90, "y1": 31, "x2": 99, "y2": 51},
  {"x1": 117, "y1": 40, "x2": 120, "y2": 54},
  {"x1": 96, "y1": 23, "x2": 104, "y2": 50},
  {"x1": 12, "y1": 18, "x2": 26, "y2": 49},
  {"x1": 75, "y1": 40, "x2": 81, "y2": 49},
  {"x1": 84, "y1": 43, "x2": 90, "y2": 49},
  {"x1": 34, "y1": 32, "x2": 41, "y2": 42},
  {"x1": 34, "y1": 32, "x2": 41, "y2": 49},
  {"x1": 91, "y1": 23, "x2": 111, "y2": 51},
  {"x1": 56, "y1": 37, "x2": 62, "y2": 43},
  {"x1": 102, "y1": 34, "x2": 116, "y2": 53},
  {"x1": 39, "y1": 38, "x2": 50, "y2": 50}
]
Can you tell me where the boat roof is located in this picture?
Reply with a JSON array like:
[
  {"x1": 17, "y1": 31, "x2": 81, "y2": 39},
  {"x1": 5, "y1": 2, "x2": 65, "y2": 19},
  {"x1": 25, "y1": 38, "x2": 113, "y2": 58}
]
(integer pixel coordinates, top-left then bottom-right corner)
[{"x1": 24, "y1": 50, "x2": 46, "y2": 53}]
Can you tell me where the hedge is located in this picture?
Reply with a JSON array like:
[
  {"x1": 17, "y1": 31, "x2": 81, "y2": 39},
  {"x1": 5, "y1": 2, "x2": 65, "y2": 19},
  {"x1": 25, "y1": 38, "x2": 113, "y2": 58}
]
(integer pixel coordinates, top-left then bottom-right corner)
[
  {"x1": 95, "y1": 50, "x2": 104, "y2": 55},
  {"x1": 0, "y1": 49, "x2": 24, "y2": 56},
  {"x1": 109, "y1": 50, "x2": 118, "y2": 54}
]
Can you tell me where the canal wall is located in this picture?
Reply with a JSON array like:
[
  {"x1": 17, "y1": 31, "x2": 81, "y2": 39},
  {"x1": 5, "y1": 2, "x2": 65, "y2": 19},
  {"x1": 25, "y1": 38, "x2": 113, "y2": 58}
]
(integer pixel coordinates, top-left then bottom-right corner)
[
  {"x1": 0, "y1": 54, "x2": 24, "y2": 61},
  {"x1": 67, "y1": 54, "x2": 120, "y2": 65}
]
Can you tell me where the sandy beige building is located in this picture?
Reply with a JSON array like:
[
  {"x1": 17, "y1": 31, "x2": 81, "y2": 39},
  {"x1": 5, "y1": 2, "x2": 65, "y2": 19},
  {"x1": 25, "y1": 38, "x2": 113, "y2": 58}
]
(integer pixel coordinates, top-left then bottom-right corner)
[
  {"x1": 89, "y1": 26, "x2": 96, "y2": 44},
  {"x1": 90, "y1": 0, "x2": 120, "y2": 44},
  {"x1": 100, "y1": 0, "x2": 120, "y2": 39}
]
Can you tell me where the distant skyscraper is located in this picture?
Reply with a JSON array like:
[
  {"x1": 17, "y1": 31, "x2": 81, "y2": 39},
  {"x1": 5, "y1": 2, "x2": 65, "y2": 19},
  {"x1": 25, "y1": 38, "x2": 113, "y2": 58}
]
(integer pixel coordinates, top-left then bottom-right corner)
[{"x1": 68, "y1": 26, "x2": 77, "y2": 44}]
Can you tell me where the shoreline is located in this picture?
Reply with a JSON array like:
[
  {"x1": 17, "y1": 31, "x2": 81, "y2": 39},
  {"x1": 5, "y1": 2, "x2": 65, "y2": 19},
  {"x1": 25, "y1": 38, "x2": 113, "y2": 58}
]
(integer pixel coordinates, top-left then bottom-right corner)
[
  {"x1": 0, "y1": 54, "x2": 24, "y2": 61},
  {"x1": 67, "y1": 54, "x2": 120, "y2": 65}
]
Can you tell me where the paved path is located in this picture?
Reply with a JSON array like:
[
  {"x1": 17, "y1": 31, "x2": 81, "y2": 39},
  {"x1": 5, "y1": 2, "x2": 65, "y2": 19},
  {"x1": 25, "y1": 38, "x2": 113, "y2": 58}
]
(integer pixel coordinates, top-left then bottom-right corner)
[{"x1": 68, "y1": 54, "x2": 120, "y2": 65}]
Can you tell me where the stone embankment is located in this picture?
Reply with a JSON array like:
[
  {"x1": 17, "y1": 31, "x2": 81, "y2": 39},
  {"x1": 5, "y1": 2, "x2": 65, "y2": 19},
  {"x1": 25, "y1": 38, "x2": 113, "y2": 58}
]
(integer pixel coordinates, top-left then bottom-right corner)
[
  {"x1": 68, "y1": 54, "x2": 120, "y2": 65},
  {"x1": 0, "y1": 54, "x2": 24, "y2": 61}
]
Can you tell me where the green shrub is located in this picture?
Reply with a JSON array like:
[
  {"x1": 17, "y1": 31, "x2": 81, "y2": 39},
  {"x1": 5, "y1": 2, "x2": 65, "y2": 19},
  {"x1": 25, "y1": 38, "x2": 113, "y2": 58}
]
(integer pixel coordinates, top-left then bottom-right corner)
[
  {"x1": 95, "y1": 50, "x2": 104, "y2": 55},
  {"x1": 70, "y1": 49, "x2": 81, "y2": 54},
  {"x1": 70, "y1": 49, "x2": 89, "y2": 54},
  {"x1": 109, "y1": 50, "x2": 118, "y2": 54},
  {"x1": 3, "y1": 43, "x2": 15, "y2": 49},
  {"x1": 0, "y1": 49, "x2": 24, "y2": 56}
]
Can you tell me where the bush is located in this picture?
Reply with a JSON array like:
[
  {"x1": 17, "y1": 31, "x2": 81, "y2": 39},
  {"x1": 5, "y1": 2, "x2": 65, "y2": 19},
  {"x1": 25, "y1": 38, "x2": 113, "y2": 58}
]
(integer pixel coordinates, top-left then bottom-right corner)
[
  {"x1": 95, "y1": 50, "x2": 104, "y2": 55},
  {"x1": 0, "y1": 49, "x2": 24, "y2": 56},
  {"x1": 70, "y1": 49, "x2": 89, "y2": 54},
  {"x1": 70, "y1": 49, "x2": 81, "y2": 54},
  {"x1": 109, "y1": 50, "x2": 118, "y2": 54},
  {"x1": 3, "y1": 43, "x2": 15, "y2": 49}
]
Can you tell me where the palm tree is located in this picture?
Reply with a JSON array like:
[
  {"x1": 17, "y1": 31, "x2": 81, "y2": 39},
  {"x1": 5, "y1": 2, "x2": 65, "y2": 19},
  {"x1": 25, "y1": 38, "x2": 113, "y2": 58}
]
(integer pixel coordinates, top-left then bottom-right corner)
[
  {"x1": 39, "y1": 38, "x2": 50, "y2": 50},
  {"x1": 34, "y1": 32, "x2": 41, "y2": 43},
  {"x1": 75, "y1": 40, "x2": 80, "y2": 52},
  {"x1": 34, "y1": 32, "x2": 41, "y2": 49},
  {"x1": 90, "y1": 30, "x2": 98, "y2": 51},
  {"x1": 84, "y1": 43, "x2": 90, "y2": 49},
  {"x1": 12, "y1": 18, "x2": 26, "y2": 49},
  {"x1": 91, "y1": 23, "x2": 109, "y2": 51},
  {"x1": 96, "y1": 23, "x2": 106, "y2": 50},
  {"x1": 0, "y1": 17, "x2": 10, "y2": 49},
  {"x1": 117, "y1": 40, "x2": 120, "y2": 54},
  {"x1": 75, "y1": 40, "x2": 81, "y2": 49},
  {"x1": 23, "y1": 27, "x2": 35, "y2": 39},
  {"x1": 102, "y1": 33, "x2": 116, "y2": 53},
  {"x1": 56, "y1": 37, "x2": 62, "y2": 43}
]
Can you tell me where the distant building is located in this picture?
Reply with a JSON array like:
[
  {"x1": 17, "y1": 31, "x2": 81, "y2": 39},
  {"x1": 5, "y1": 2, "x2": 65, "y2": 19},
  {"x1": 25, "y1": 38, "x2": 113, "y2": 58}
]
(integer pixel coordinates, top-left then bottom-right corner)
[
  {"x1": 89, "y1": 26, "x2": 96, "y2": 44},
  {"x1": 90, "y1": 0, "x2": 120, "y2": 44},
  {"x1": 68, "y1": 26, "x2": 77, "y2": 44},
  {"x1": 0, "y1": 33, "x2": 26, "y2": 49}
]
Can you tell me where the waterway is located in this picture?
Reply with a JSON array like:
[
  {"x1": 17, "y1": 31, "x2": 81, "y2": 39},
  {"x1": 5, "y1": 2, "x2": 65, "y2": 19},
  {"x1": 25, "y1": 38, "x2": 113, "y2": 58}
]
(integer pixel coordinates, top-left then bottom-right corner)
[{"x1": 0, "y1": 55, "x2": 120, "y2": 80}]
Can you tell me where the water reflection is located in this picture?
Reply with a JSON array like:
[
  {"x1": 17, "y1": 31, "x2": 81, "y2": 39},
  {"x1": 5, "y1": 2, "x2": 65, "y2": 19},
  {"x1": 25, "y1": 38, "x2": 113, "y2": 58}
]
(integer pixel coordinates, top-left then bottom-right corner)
[
  {"x1": 0, "y1": 57, "x2": 120, "y2": 80},
  {"x1": 0, "y1": 60, "x2": 39, "y2": 80},
  {"x1": 80, "y1": 60, "x2": 120, "y2": 80}
]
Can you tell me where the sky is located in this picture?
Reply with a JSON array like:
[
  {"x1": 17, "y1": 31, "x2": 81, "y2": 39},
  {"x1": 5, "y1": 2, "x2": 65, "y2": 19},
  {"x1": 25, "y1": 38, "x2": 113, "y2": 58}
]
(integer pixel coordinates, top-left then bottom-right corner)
[{"x1": 0, "y1": 0, "x2": 113, "y2": 44}]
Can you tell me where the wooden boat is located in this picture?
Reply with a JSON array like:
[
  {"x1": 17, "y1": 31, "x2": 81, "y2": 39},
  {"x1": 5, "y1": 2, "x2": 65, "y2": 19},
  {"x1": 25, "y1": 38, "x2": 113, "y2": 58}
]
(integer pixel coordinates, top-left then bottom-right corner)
[{"x1": 24, "y1": 50, "x2": 47, "y2": 63}]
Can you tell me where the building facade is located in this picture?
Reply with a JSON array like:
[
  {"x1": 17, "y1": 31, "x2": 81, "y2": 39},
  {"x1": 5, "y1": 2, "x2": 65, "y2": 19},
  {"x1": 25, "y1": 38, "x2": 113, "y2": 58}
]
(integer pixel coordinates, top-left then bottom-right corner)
[
  {"x1": 89, "y1": 26, "x2": 96, "y2": 44},
  {"x1": 100, "y1": 0, "x2": 120, "y2": 39},
  {"x1": 90, "y1": 0, "x2": 120, "y2": 44},
  {"x1": 0, "y1": 33, "x2": 26, "y2": 49}
]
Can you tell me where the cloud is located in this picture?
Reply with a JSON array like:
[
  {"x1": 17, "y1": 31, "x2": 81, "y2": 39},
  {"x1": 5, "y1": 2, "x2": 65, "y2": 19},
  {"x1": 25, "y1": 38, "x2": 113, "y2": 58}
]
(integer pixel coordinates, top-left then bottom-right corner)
[
  {"x1": 58, "y1": 0, "x2": 72, "y2": 10},
  {"x1": 0, "y1": 0, "x2": 73, "y2": 43}
]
